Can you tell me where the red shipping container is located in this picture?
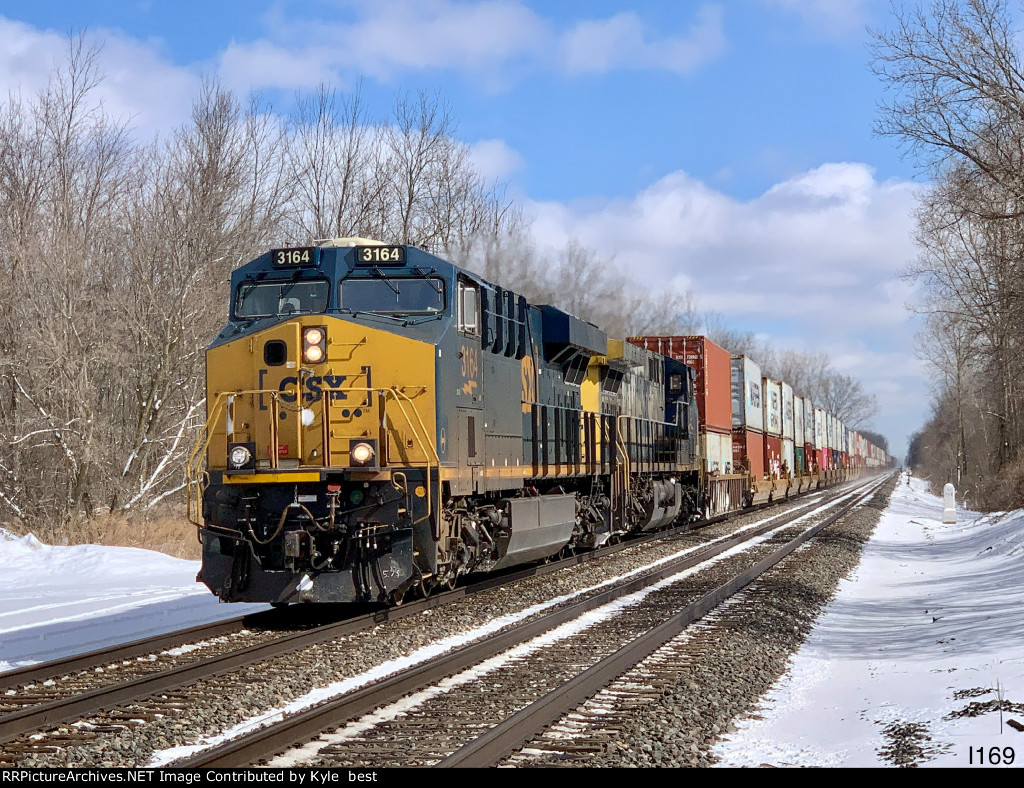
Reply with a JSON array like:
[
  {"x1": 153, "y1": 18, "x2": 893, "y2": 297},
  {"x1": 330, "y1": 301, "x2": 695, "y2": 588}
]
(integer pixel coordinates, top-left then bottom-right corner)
[
  {"x1": 763, "y1": 435, "x2": 782, "y2": 479},
  {"x1": 629, "y1": 336, "x2": 732, "y2": 433},
  {"x1": 804, "y1": 443, "x2": 815, "y2": 474},
  {"x1": 732, "y1": 429, "x2": 765, "y2": 480}
]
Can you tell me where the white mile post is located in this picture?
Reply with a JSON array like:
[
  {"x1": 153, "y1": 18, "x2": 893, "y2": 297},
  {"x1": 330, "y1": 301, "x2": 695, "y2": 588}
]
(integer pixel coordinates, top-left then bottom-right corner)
[{"x1": 942, "y1": 483, "x2": 956, "y2": 524}]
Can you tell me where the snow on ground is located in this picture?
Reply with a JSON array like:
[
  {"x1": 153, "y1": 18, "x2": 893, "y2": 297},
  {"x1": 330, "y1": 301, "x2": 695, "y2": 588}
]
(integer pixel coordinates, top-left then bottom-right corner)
[
  {"x1": 0, "y1": 531, "x2": 268, "y2": 672},
  {"x1": 2, "y1": 476, "x2": 1023, "y2": 767},
  {"x1": 714, "y1": 474, "x2": 1024, "y2": 767}
]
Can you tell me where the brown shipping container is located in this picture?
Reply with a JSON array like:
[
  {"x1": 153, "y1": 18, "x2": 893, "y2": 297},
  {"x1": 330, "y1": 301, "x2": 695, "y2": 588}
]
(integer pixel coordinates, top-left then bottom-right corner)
[
  {"x1": 732, "y1": 429, "x2": 765, "y2": 479},
  {"x1": 629, "y1": 336, "x2": 732, "y2": 432},
  {"x1": 763, "y1": 435, "x2": 782, "y2": 479}
]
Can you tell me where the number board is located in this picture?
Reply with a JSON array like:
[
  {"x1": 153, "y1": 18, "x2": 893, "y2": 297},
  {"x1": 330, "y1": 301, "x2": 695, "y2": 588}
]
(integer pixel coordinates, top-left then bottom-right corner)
[
  {"x1": 271, "y1": 247, "x2": 318, "y2": 266},
  {"x1": 355, "y1": 245, "x2": 406, "y2": 265}
]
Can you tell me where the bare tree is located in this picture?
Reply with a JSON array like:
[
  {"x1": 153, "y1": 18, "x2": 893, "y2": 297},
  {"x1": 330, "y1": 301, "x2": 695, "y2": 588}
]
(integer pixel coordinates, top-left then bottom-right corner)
[
  {"x1": 873, "y1": 0, "x2": 1024, "y2": 503},
  {"x1": 872, "y1": 0, "x2": 1024, "y2": 212}
]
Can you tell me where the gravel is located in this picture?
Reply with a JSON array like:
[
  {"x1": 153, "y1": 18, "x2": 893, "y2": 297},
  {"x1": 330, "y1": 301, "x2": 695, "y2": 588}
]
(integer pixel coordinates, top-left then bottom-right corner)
[
  {"x1": 507, "y1": 473, "x2": 899, "y2": 767},
  {"x1": 7, "y1": 476, "x2": 892, "y2": 768}
]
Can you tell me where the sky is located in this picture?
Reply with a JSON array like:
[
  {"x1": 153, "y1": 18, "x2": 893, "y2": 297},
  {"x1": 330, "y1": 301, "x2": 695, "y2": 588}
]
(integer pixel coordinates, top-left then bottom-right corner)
[
  {"x1": 2, "y1": 475, "x2": 1021, "y2": 767},
  {"x1": 0, "y1": 0, "x2": 937, "y2": 457}
]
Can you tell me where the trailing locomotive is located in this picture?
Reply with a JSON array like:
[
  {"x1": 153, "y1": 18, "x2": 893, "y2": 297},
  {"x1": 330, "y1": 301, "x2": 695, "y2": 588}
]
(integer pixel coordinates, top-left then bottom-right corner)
[{"x1": 187, "y1": 239, "x2": 702, "y2": 605}]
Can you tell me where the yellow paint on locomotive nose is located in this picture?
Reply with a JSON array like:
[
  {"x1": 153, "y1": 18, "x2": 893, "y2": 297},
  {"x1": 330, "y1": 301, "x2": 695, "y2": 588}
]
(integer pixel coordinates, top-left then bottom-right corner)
[{"x1": 205, "y1": 316, "x2": 436, "y2": 472}]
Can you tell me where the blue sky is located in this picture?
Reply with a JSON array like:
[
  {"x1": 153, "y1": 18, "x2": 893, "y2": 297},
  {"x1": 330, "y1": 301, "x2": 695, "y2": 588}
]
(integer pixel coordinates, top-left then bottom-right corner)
[{"x1": 0, "y1": 0, "x2": 930, "y2": 456}]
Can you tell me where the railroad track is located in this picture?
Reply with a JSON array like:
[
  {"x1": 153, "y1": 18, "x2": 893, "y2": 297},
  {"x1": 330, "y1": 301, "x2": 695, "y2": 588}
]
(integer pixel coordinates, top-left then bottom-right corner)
[
  {"x1": 0, "y1": 474, "x2": 885, "y2": 767},
  {"x1": 176, "y1": 474, "x2": 891, "y2": 768}
]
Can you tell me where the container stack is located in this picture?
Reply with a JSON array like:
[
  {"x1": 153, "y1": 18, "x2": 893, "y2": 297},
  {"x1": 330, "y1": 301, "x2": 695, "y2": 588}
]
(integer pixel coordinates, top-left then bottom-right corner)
[{"x1": 731, "y1": 356, "x2": 765, "y2": 479}]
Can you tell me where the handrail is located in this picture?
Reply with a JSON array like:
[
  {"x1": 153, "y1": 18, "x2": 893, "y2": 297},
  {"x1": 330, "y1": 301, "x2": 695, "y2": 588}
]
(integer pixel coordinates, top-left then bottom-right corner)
[{"x1": 186, "y1": 384, "x2": 438, "y2": 528}]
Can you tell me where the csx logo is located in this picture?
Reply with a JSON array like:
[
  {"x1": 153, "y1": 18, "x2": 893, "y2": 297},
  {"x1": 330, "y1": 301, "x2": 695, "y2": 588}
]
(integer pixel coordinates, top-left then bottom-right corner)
[{"x1": 270, "y1": 374, "x2": 349, "y2": 404}]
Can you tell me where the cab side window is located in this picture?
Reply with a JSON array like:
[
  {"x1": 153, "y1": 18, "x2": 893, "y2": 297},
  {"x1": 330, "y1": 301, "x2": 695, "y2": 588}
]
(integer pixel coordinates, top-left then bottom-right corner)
[{"x1": 458, "y1": 280, "x2": 479, "y2": 335}]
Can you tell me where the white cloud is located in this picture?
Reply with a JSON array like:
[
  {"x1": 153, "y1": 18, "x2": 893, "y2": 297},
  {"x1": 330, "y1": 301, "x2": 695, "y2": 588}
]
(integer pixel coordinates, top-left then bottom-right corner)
[
  {"x1": 468, "y1": 138, "x2": 525, "y2": 181},
  {"x1": 0, "y1": 17, "x2": 199, "y2": 137},
  {"x1": 760, "y1": 0, "x2": 873, "y2": 37},
  {"x1": 528, "y1": 162, "x2": 922, "y2": 334},
  {"x1": 223, "y1": 0, "x2": 548, "y2": 90},
  {"x1": 216, "y1": 1, "x2": 725, "y2": 92},
  {"x1": 560, "y1": 5, "x2": 725, "y2": 76}
]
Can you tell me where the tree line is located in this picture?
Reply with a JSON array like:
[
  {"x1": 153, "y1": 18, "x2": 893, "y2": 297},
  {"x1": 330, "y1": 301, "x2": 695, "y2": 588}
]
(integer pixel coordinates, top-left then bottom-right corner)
[
  {"x1": 873, "y1": 0, "x2": 1024, "y2": 506},
  {"x1": 0, "y1": 38, "x2": 880, "y2": 536}
]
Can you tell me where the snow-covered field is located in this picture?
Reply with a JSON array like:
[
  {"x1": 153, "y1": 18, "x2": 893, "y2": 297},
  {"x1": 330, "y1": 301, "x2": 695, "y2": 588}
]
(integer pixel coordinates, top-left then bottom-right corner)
[
  {"x1": 0, "y1": 533, "x2": 268, "y2": 673},
  {"x1": 716, "y1": 475, "x2": 1024, "y2": 767},
  {"x1": 2, "y1": 474, "x2": 1022, "y2": 767}
]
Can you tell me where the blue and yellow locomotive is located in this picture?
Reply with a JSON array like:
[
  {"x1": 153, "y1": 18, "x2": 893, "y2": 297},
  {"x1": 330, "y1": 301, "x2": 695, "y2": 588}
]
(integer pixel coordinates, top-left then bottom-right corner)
[{"x1": 188, "y1": 239, "x2": 701, "y2": 604}]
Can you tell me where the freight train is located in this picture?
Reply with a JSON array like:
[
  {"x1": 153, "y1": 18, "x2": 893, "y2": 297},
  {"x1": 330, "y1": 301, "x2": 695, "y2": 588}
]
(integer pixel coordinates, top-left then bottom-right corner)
[{"x1": 186, "y1": 238, "x2": 889, "y2": 605}]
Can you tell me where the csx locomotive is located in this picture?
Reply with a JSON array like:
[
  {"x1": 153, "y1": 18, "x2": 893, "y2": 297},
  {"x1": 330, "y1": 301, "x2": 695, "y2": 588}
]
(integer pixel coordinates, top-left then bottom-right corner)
[{"x1": 188, "y1": 239, "x2": 701, "y2": 605}]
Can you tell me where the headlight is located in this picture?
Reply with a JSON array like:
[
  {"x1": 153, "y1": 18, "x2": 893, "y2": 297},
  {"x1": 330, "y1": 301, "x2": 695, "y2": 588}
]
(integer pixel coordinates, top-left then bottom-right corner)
[
  {"x1": 303, "y1": 326, "x2": 327, "y2": 364},
  {"x1": 227, "y1": 442, "x2": 255, "y2": 471},
  {"x1": 304, "y1": 327, "x2": 323, "y2": 345},
  {"x1": 349, "y1": 440, "x2": 376, "y2": 467}
]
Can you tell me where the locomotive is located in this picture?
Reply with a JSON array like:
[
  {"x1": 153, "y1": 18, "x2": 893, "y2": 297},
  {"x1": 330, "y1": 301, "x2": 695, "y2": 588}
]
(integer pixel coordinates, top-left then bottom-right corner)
[{"x1": 187, "y1": 239, "x2": 702, "y2": 605}]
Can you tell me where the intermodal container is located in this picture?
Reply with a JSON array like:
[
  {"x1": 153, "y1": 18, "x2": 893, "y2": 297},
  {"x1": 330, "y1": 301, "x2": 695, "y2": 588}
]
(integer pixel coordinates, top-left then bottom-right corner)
[
  {"x1": 764, "y1": 435, "x2": 783, "y2": 479},
  {"x1": 702, "y1": 430, "x2": 733, "y2": 474},
  {"x1": 762, "y1": 378, "x2": 782, "y2": 437},
  {"x1": 782, "y1": 382, "x2": 795, "y2": 441},
  {"x1": 732, "y1": 428, "x2": 765, "y2": 479},
  {"x1": 803, "y1": 398, "x2": 815, "y2": 446},
  {"x1": 794, "y1": 395, "x2": 804, "y2": 450},
  {"x1": 731, "y1": 356, "x2": 764, "y2": 432},
  {"x1": 794, "y1": 445, "x2": 805, "y2": 475},
  {"x1": 628, "y1": 336, "x2": 732, "y2": 434},
  {"x1": 782, "y1": 437, "x2": 795, "y2": 477}
]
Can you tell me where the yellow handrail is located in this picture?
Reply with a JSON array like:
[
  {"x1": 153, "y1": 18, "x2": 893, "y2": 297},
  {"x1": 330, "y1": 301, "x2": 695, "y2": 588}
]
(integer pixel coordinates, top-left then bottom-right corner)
[{"x1": 186, "y1": 384, "x2": 439, "y2": 528}]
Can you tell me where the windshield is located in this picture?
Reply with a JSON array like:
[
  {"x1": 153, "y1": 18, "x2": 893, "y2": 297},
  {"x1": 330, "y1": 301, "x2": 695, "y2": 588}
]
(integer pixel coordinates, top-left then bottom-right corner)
[
  {"x1": 235, "y1": 279, "x2": 330, "y2": 319},
  {"x1": 340, "y1": 278, "x2": 446, "y2": 314}
]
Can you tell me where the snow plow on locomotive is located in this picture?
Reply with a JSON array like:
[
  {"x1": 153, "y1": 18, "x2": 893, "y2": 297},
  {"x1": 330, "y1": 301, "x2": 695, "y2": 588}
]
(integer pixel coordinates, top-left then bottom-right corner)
[{"x1": 186, "y1": 238, "x2": 888, "y2": 606}]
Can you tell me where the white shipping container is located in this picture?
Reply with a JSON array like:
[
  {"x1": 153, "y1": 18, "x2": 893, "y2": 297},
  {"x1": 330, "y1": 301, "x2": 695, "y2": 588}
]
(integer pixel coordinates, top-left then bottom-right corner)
[
  {"x1": 803, "y1": 398, "x2": 815, "y2": 446},
  {"x1": 730, "y1": 356, "x2": 764, "y2": 432},
  {"x1": 702, "y1": 430, "x2": 733, "y2": 474},
  {"x1": 762, "y1": 378, "x2": 782, "y2": 437},
  {"x1": 794, "y1": 395, "x2": 804, "y2": 446},
  {"x1": 782, "y1": 382, "x2": 795, "y2": 441},
  {"x1": 782, "y1": 437, "x2": 795, "y2": 477},
  {"x1": 814, "y1": 407, "x2": 825, "y2": 450}
]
